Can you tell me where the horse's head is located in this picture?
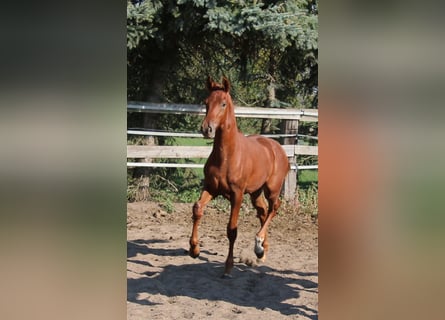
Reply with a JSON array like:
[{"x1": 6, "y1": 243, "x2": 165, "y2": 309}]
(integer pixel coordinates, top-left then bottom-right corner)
[{"x1": 201, "y1": 76, "x2": 234, "y2": 139}]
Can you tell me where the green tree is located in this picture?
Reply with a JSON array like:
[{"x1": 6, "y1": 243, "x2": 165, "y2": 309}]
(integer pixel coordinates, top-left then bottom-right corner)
[
  {"x1": 127, "y1": 0, "x2": 318, "y2": 199},
  {"x1": 127, "y1": 0, "x2": 318, "y2": 108}
]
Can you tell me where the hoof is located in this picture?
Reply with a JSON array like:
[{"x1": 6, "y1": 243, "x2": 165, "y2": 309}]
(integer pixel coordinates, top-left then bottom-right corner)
[
  {"x1": 221, "y1": 273, "x2": 233, "y2": 279},
  {"x1": 190, "y1": 252, "x2": 200, "y2": 259},
  {"x1": 189, "y1": 246, "x2": 200, "y2": 259},
  {"x1": 255, "y1": 250, "x2": 265, "y2": 260},
  {"x1": 254, "y1": 236, "x2": 264, "y2": 258},
  {"x1": 256, "y1": 254, "x2": 266, "y2": 263}
]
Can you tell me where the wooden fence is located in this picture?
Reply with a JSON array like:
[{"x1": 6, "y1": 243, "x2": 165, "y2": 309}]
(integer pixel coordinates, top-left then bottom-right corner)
[{"x1": 127, "y1": 102, "x2": 318, "y2": 201}]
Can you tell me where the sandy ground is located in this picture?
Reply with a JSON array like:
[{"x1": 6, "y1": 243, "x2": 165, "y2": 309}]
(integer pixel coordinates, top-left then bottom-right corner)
[{"x1": 127, "y1": 201, "x2": 318, "y2": 319}]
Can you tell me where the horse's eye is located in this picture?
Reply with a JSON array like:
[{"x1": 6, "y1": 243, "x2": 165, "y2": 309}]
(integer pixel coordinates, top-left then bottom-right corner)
[{"x1": 221, "y1": 102, "x2": 226, "y2": 108}]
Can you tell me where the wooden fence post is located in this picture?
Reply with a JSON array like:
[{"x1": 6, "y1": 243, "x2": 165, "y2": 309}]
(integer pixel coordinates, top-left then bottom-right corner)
[{"x1": 281, "y1": 119, "x2": 299, "y2": 202}]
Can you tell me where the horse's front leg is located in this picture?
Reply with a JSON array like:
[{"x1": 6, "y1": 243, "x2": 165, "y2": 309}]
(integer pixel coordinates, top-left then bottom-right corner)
[
  {"x1": 224, "y1": 190, "x2": 243, "y2": 277},
  {"x1": 189, "y1": 189, "x2": 213, "y2": 258}
]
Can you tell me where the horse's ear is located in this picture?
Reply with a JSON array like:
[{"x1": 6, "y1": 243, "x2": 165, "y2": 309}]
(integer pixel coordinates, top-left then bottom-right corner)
[
  {"x1": 222, "y1": 76, "x2": 230, "y2": 93},
  {"x1": 206, "y1": 76, "x2": 214, "y2": 91}
]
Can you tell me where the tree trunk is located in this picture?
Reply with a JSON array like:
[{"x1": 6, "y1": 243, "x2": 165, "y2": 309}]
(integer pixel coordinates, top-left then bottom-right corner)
[
  {"x1": 134, "y1": 55, "x2": 172, "y2": 180},
  {"x1": 261, "y1": 79, "x2": 276, "y2": 134}
]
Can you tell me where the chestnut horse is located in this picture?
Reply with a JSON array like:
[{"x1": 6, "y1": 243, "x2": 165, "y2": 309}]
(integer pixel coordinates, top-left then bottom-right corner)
[{"x1": 189, "y1": 77, "x2": 290, "y2": 277}]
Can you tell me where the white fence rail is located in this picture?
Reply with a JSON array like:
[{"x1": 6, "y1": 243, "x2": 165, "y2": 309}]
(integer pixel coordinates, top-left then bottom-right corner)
[
  {"x1": 127, "y1": 102, "x2": 318, "y2": 200},
  {"x1": 128, "y1": 102, "x2": 318, "y2": 121}
]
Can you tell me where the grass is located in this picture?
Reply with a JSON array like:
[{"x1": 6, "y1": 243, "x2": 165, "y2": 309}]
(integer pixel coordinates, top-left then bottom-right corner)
[
  {"x1": 296, "y1": 169, "x2": 318, "y2": 217},
  {"x1": 173, "y1": 137, "x2": 211, "y2": 179},
  {"x1": 298, "y1": 169, "x2": 318, "y2": 188},
  {"x1": 174, "y1": 137, "x2": 209, "y2": 146},
  {"x1": 297, "y1": 182, "x2": 318, "y2": 217}
]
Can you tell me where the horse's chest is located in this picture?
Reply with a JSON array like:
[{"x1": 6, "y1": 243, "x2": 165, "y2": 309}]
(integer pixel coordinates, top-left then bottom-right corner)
[
  {"x1": 205, "y1": 163, "x2": 229, "y2": 189},
  {"x1": 204, "y1": 160, "x2": 241, "y2": 194}
]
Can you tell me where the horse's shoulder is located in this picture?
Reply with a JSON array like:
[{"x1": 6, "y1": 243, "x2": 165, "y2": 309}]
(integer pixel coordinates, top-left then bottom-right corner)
[
  {"x1": 246, "y1": 134, "x2": 277, "y2": 148},
  {"x1": 245, "y1": 134, "x2": 264, "y2": 143}
]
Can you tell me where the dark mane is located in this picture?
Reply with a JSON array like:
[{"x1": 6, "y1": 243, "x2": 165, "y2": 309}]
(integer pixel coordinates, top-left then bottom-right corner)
[{"x1": 209, "y1": 86, "x2": 225, "y2": 92}]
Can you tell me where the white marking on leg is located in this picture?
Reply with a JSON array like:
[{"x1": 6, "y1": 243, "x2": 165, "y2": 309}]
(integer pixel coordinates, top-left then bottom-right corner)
[{"x1": 254, "y1": 236, "x2": 264, "y2": 257}]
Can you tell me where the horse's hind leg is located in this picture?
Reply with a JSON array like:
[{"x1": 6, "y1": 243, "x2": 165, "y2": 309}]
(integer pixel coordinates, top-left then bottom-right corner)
[
  {"x1": 189, "y1": 189, "x2": 213, "y2": 258},
  {"x1": 255, "y1": 186, "x2": 283, "y2": 261},
  {"x1": 250, "y1": 190, "x2": 269, "y2": 261}
]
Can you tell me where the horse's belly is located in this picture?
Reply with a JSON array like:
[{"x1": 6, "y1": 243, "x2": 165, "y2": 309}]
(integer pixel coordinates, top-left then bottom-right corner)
[{"x1": 245, "y1": 173, "x2": 268, "y2": 193}]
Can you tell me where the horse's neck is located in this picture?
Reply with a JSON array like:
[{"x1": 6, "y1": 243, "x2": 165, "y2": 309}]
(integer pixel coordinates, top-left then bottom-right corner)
[{"x1": 213, "y1": 115, "x2": 239, "y2": 157}]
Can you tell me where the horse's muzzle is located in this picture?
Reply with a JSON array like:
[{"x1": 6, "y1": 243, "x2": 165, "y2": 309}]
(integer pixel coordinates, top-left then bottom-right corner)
[{"x1": 201, "y1": 121, "x2": 215, "y2": 139}]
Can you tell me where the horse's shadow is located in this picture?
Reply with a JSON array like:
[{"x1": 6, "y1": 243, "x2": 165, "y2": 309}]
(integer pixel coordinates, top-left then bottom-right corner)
[
  {"x1": 127, "y1": 239, "x2": 186, "y2": 259},
  {"x1": 127, "y1": 239, "x2": 318, "y2": 318}
]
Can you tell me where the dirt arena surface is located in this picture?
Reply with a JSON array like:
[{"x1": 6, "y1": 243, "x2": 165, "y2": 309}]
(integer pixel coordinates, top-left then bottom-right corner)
[{"x1": 127, "y1": 201, "x2": 318, "y2": 319}]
